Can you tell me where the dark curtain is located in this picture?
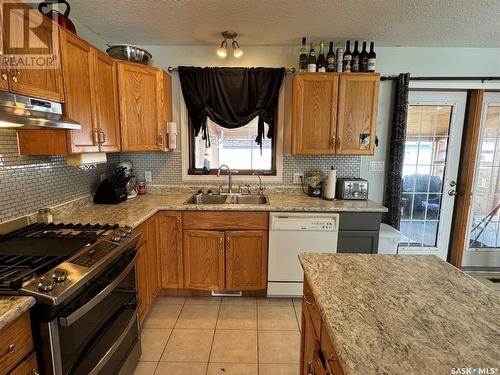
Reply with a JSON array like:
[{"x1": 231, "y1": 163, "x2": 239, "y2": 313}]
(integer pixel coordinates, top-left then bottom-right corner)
[
  {"x1": 178, "y1": 66, "x2": 285, "y2": 149},
  {"x1": 383, "y1": 73, "x2": 411, "y2": 229}
]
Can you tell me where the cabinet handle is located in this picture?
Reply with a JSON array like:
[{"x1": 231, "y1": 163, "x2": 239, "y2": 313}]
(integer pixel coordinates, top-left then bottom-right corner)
[
  {"x1": 176, "y1": 216, "x2": 181, "y2": 227},
  {"x1": 99, "y1": 130, "x2": 106, "y2": 144},
  {"x1": 226, "y1": 236, "x2": 230, "y2": 252},
  {"x1": 219, "y1": 237, "x2": 223, "y2": 252},
  {"x1": 11, "y1": 70, "x2": 20, "y2": 83},
  {"x1": 304, "y1": 292, "x2": 315, "y2": 306},
  {"x1": 6, "y1": 343, "x2": 15, "y2": 354},
  {"x1": 158, "y1": 133, "x2": 164, "y2": 149},
  {"x1": 307, "y1": 360, "x2": 315, "y2": 375},
  {"x1": 32, "y1": 370, "x2": 40, "y2": 375}
]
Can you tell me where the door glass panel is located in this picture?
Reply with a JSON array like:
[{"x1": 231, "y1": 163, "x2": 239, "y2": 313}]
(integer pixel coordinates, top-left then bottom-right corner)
[
  {"x1": 469, "y1": 105, "x2": 500, "y2": 249},
  {"x1": 400, "y1": 105, "x2": 452, "y2": 247}
]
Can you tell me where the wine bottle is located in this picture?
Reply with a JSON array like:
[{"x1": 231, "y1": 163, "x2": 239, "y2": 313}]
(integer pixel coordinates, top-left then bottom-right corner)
[
  {"x1": 336, "y1": 47, "x2": 344, "y2": 72},
  {"x1": 367, "y1": 41, "x2": 376, "y2": 72},
  {"x1": 316, "y1": 41, "x2": 326, "y2": 72},
  {"x1": 299, "y1": 37, "x2": 308, "y2": 72},
  {"x1": 326, "y1": 42, "x2": 335, "y2": 72},
  {"x1": 360, "y1": 41, "x2": 368, "y2": 72},
  {"x1": 307, "y1": 42, "x2": 317, "y2": 72},
  {"x1": 351, "y1": 40, "x2": 360, "y2": 72},
  {"x1": 343, "y1": 40, "x2": 352, "y2": 72}
]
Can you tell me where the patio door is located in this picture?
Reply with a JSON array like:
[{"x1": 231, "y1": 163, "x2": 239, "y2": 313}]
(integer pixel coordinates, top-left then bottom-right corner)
[
  {"x1": 463, "y1": 92, "x2": 500, "y2": 267},
  {"x1": 398, "y1": 92, "x2": 467, "y2": 260}
]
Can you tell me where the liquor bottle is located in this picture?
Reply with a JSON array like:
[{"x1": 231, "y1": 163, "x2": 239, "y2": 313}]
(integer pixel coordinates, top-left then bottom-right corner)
[
  {"x1": 307, "y1": 42, "x2": 317, "y2": 72},
  {"x1": 343, "y1": 40, "x2": 352, "y2": 72},
  {"x1": 299, "y1": 37, "x2": 308, "y2": 72},
  {"x1": 316, "y1": 41, "x2": 326, "y2": 72},
  {"x1": 326, "y1": 42, "x2": 335, "y2": 72},
  {"x1": 351, "y1": 40, "x2": 360, "y2": 72},
  {"x1": 336, "y1": 48, "x2": 344, "y2": 72},
  {"x1": 360, "y1": 42, "x2": 368, "y2": 72},
  {"x1": 367, "y1": 41, "x2": 376, "y2": 72}
]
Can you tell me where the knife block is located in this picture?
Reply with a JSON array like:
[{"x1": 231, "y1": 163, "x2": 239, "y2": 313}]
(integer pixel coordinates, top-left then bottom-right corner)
[{"x1": 93, "y1": 179, "x2": 127, "y2": 204}]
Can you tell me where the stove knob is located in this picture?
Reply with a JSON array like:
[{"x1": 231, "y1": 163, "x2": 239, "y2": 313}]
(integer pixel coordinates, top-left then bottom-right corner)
[
  {"x1": 111, "y1": 232, "x2": 122, "y2": 242},
  {"x1": 353, "y1": 191, "x2": 359, "y2": 197},
  {"x1": 123, "y1": 226, "x2": 133, "y2": 235},
  {"x1": 52, "y1": 269, "x2": 68, "y2": 282},
  {"x1": 38, "y1": 277, "x2": 54, "y2": 292},
  {"x1": 118, "y1": 229, "x2": 128, "y2": 238}
]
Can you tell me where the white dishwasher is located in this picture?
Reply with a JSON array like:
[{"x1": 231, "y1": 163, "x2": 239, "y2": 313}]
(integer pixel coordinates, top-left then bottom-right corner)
[{"x1": 267, "y1": 212, "x2": 339, "y2": 297}]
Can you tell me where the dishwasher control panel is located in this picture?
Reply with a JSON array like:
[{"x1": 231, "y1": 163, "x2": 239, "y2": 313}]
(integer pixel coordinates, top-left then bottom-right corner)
[{"x1": 270, "y1": 213, "x2": 339, "y2": 231}]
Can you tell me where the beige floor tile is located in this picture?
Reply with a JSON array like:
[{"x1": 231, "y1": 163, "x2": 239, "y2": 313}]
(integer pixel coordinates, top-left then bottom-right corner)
[
  {"x1": 258, "y1": 305, "x2": 299, "y2": 330},
  {"x1": 185, "y1": 296, "x2": 222, "y2": 305},
  {"x1": 217, "y1": 305, "x2": 257, "y2": 330},
  {"x1": 210, "y1": 329, "x2": 258, "y2": 363},
  {"x1": 221, "y1": 297, "x2": 257, "y2": 306},
  {"x1": 154, "y1": 362, "x2": 207, "y2": 375},
  {"x1": 155, "y1": 296, "x2": 186, "y2": 305},
  {"x1": 176, "y1": 304, "x2": 220, "y2": 329},
  {"x1": 258, "y1": 330, "x2": 300, "y2": 364},
  {"x1": 140, "y1": 328, "x2": 171, "y2": 361},
  {"x1": 292, "y1": 298, "x2": 302, "y2": 309},
  {"x1": 294, "y1": 305, "x2": 302, "y2": 331},
  {"x1": 143, "y1": 304, "x2": 182, "y2": 329},
  {"x1": 259, "y1": 363, "x2": 300, "y2": 375},
  {"x1": 133, "y1": 362, "x2": 157, "y2": 375},
  {"x1": 207, "y1": 363, "x2": 258, "y2": 375},
  {"x1": 257, "y1": 297, "x2": 293, "y2": 307},
  {"x1": 161, "y1": 329, "x2": 214, "y2": 362}
]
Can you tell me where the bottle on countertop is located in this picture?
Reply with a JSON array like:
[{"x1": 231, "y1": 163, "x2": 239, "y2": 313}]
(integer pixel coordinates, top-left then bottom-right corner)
[
  {"x1": 360, "y1": 41, "x2": 368, "y2": 72},
  {"x1": 336, "y1": 47, "x2": 344, "y2": 72},
  {"x1": 367, "y1": 41, "x2": 376, "y2": 72},
  {"x1": 307, "y1": 42, "x2": 317, "y2": 72},
  {"x1": 351, "y1": 40, "x2": 360, "y2": 72},
  {"x1": 326, "y1": 42, "x2": 335, "y2": 72},
  {"x1": 343, "y1": 40, "x2": 352, "y2": 72},
  {"x1": 299, "y1": 37, "x2": 308, "y2": 72},
  {"x1": 37, "y1": 208, "x2": 53, "y2": 224},
  {"x1": 316, "y1": 41, "x2": 326, "y2": 72}
]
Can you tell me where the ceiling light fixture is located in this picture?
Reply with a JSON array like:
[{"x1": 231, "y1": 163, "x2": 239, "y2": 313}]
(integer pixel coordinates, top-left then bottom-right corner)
[{"x1": 217, "y1": 31, "x2": 243, "y2": 58}]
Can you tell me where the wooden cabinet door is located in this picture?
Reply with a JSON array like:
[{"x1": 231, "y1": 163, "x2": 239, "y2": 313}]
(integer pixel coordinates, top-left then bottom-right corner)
[
  {"x1": 292, "y1": 73, "x2": 338, "y2": 155},
  {"x1": 8, "y1": 352, "x2": 38, "y2": 375},
  {"x1": 0, "y1": 4, "x2": 7, "y2": 92},
  {"x1": 92, "y1": 47, "x2": 121, "y2": 152},
  {"x1": 336, "y1": 73, "x2": 380, "y2": 155},
  {"x1": 183, "y1": 230, "x2": 225, "y2": 290},
  {"x1": 300, "y1": 303, "x2": 319, "y2": 375},
  {"x1": 146, "y1": 215, "x2": 161, "y2": 301},
  {"x1": 118, "y1": 62, "x2": 162, "y2": 151},
  {"x1": 3, "y1": 2, "x2": 64, "y2": 101},
  {"x1": 136, "y1": 242, "x2": 150, "y2": 323},
  {"x1": 159, "y1": 211, "x2": 183, "y2": 289},
  {"x1": 225, "y1": 230, "x2": 267, "y2": 290},
  {"x1": 59, "y1": 30, "x2": 98, "y2": 153}
]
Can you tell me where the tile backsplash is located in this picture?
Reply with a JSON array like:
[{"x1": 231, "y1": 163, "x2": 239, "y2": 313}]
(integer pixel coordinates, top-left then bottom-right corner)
[{"x1": 0, "y1": 130, "x2": 118, "y2": 223}]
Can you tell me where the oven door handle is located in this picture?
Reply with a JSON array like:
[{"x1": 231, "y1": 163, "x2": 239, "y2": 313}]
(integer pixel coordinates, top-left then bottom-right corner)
[
  {"x1": 88, "y1": 306, "x2": 138, "y2": 375},
  {"x1": 59, "y1": 253, "x2": 137, "y2": 327}
]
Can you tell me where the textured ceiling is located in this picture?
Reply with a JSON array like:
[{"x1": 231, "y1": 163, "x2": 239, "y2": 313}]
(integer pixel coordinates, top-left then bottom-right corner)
[{"x1": 68, "y1": 0, "x2": 500, "y2": 47}]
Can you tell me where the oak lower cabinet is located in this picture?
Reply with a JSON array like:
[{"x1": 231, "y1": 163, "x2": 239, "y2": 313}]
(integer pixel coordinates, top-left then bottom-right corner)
[
  {"x1": 136, "y1": 241, "x2": 150, "y2": 323},
  {"x1": 291, "y1": 72, "x2": 380, "y2": 155},
  {"x1": 158, "y1": 211, "x2": 184, "y2": 289},
  {"x1": 118, "y1": 62, "x2": 172, "y2": 151}
]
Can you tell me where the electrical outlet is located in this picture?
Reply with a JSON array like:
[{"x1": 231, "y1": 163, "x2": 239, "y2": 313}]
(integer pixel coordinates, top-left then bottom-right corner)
[
  {"x1": 369, "y1": 161, "x2": 385, "y2": 172},
  {"x1": 144, "y1": 171, "x2": 152, "y2": 183},
  {"x1": 100, "y1": 173, "x2": 106, "y2": 182},
  {"x1": 293, "y1": 173, "x2": 304, "y2": 184}
]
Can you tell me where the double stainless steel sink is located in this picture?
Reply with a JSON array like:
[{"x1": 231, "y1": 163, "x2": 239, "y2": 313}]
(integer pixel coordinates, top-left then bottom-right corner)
[{"x1": 185, "y1": 194, "x2": 269, "y2": 205}]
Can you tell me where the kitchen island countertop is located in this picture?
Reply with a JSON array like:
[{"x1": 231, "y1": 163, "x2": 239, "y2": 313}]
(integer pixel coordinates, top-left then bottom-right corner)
[
  {"x1": 299, "y1": 253, "x2": 500, "y2": 375},
  {"x1": 0, "y1": 296, "x2": 36, "y2": 331}
]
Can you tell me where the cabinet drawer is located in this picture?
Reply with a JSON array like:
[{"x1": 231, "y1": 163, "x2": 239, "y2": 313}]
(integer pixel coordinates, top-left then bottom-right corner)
[
  {"x1": 0, "y1": 313, "x2": 34, "y2": 375},
  {"x1": 183, "y1": 211, "x2": 268, "y2": 230},
  {"x1": 8, "y1": 352, "x2": 38, "y2": 375},
  {"x1": 303, "y1": 279, "x2": 321, "y2": 340}
]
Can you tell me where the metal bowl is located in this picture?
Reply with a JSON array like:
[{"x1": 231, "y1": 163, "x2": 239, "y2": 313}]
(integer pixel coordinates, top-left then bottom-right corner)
[{"x1": 106, "y1": 45, "x2": 152, "y2": 65}]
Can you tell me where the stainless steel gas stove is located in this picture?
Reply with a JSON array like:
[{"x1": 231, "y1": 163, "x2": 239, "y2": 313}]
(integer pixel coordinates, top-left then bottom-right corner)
[{"x1": 0, "y1": 222, "x2": 141, "y2": 375}]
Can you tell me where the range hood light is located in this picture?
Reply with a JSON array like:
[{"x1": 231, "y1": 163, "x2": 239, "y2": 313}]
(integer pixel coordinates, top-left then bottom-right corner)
[{"x1": 0, "y1": 120, "x2": 23, "y2": 128}]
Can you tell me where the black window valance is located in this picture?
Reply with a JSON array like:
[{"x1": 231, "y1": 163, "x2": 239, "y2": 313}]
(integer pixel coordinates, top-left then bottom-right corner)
[{"x1": 178, "y1": 66, "x2": 285, "y2": 148}]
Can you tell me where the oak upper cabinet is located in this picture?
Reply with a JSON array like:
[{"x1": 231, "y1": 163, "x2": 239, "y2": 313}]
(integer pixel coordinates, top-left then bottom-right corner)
[
  {"x1": 226, "y1": 230, "x2": 268, "y2": 290},
  {"x1": 183, "y1": 230, "x2": 225, "y2": 290},
  {"x1": 336, "y1": 73, "x2": 380, "y2": 155},
  {"x1": 118, "y1": 62, "x2": 172, "y2": 151},
  {"x1": 292, "y1": 73, "x2": 338, "y2": 155},
  {"x1": 136, "y1": 241, "x2": 150, "y2": 323},
  {"x1": 59, "y1": 29, "x2": 98, "y2": 153},
  {"x1": 159, "y1": 211, "x2": 183, "y2": 289},
  {"x1": 91, "y1": 47, "x2": 121, "y2": 152},
  {"x1": 291, "y1": 72, "x2": 380, "y2": 155},
  {"x1": 2, "y1": 2, "x2": 64, "y2": 101}
]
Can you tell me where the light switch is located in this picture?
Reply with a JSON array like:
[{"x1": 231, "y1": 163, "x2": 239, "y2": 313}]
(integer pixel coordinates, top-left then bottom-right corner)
[
  {"x1": 369, "y1": 161, "x2": 385, "y2": 172},
  {"x1": 145, "y1": 171, "x2": 152, "y2": 183}
]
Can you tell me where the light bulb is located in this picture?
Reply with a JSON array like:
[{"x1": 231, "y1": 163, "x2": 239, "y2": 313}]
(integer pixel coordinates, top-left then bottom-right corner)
[
  {"x1": 216, "y1": 47, "x2": 227, "y2": 57},
  {"x1": 232, "y1": 40, "x2": 243, "y2": 58}
]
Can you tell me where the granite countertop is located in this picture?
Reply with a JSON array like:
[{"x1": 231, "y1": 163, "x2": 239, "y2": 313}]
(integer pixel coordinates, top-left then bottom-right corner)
[
  {"x1": 299, "y1": 253, "x2": 500, "y2": 375},
  {"x1": 52, "y1": 189, "x2": 387, "y2": 228},
  {"x1": 0, "y1": 296, "x2": 36, "y2": 330}
]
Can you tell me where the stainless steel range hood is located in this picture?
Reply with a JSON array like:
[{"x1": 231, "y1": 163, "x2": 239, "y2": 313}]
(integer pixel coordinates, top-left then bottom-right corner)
[{"x1": 0, "y1": 92, "x2": 81, "y2": 130}]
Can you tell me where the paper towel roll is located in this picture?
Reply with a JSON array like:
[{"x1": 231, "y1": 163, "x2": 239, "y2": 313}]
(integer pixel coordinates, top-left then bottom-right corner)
[{"x1": 323, "y1": 168, "x2": 336, "y2": 200}]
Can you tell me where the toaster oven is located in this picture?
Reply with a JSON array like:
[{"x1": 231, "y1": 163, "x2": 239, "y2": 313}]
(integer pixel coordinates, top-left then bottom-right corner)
[{"x1": 336, "y1": 178, "x2": 369, "y2": 200}]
